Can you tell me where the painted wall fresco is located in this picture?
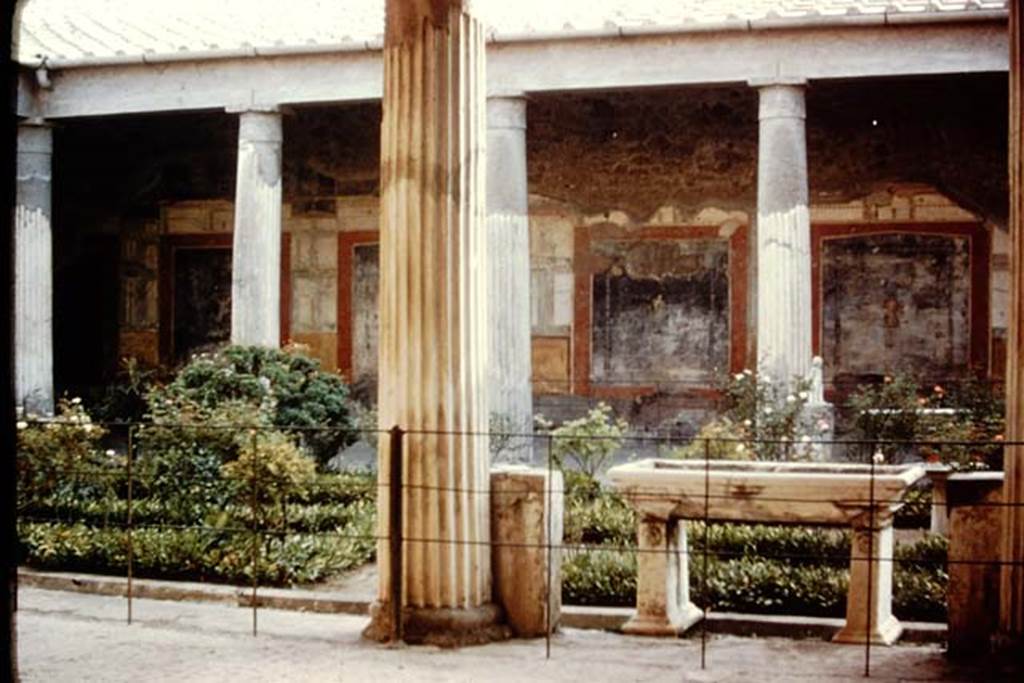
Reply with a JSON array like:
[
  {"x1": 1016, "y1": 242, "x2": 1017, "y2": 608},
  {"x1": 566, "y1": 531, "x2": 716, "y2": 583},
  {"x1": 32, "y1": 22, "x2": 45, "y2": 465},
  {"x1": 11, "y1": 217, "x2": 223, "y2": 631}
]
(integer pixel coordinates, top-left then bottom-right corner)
[
  {"x1": 822, "y1": 233, "x2": 970, "y2": 380},
  {"x1": 352, "y1": 243, "x2": 380, "y2": 395},
  {"x1": 172, "y1": 247, "x2": 232, "y2": 361},
  {"x1": 590, "y1": 238, "x2": 729, "y2": 385}
]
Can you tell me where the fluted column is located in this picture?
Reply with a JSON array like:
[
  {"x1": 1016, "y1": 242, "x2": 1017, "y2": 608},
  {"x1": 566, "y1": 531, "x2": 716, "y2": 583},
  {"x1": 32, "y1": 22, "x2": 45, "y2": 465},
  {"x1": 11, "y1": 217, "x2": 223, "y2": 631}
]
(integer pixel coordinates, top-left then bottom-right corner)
[
  {"x1": 753, "y1": 80, "x2": 813, "y2": 392},
  {"x1": 15, "y1": 121, "x2": 54, "y2": 416},
  {"x1": 230, "y1": 109, "x2": 282, "y2": 347},
  {"x1": 1000, "y1": 0, "x2": 1024, "y2": 646},
  {"x1": 487, "y1": 95, "x2": 533, "y2": 462},
  {"x1": 368, "y1": 0, "x2": 500, "y2": 644}
]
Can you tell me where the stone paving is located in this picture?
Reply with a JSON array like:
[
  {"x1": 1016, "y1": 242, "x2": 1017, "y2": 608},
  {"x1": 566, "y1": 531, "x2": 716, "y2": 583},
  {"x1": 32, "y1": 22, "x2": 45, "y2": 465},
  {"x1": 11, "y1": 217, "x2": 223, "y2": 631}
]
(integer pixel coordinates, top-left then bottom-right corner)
[{"x1": 16, "y1": 587, "x2": 1019, "y2": 682}]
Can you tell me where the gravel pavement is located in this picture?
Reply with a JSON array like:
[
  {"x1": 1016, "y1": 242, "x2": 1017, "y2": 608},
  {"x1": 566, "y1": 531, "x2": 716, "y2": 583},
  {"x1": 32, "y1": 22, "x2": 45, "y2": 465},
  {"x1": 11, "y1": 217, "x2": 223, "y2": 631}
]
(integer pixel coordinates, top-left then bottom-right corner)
[{"x1": 15, "y1": 587, "x2": 1018, "y2": 682}]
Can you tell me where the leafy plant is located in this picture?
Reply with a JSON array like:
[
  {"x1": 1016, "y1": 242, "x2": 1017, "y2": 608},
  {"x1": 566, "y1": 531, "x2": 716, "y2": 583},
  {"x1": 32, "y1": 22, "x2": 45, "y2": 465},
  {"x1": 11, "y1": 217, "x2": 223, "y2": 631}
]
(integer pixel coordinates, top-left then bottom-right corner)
[
  {"x1": 562, "y1": 549, "x2": 637, "y2": 607},
  {"x1": 221, "y1": 429, "x2": 317, "y2": 529},
  {"x1": 90, "y1": 356, "x2": 161, "y2": 424},
  {"x1": 847, "y1": 374, "x2": 927, "y2": 461},
  {"x1": 671, "y1": 417, "x2": 752, "y2": 460},
  {"x1": 16, "y1": 398, "x2": 118, "y2": 509},
  {"x1": 18, "y1": 469, "x2": 378, "y2": 587},
  {"x1": 846, "y1": 373, "x2": 1004, "y2": 469},
  {"x1": 541, "y1": 403, "x2": 627, "y2": 479},
  {"x1": 673, "y1": 368, "x2": 822, "y2": 461}
]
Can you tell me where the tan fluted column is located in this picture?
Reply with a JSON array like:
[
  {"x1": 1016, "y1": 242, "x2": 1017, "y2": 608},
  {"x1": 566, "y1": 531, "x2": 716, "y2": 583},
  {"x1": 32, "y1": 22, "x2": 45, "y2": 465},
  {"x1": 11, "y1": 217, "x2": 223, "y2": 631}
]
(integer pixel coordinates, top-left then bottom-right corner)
[
  {"x1": 15, "y1": 121, "x2": 54, "y2": 416},
  {"x1": 753, "y1": 80, "x2": 813, "y2": 391},
  {"x1": 230, "y1": 109, "x2": 282, "y2": 347},
  {"x1": 1000, "y1": 0, "x2": 1024, "y2": 646},
  {"x1": 367, "y1": 0, "x2": 502, "y2": 645},
  {"x1": 487, "y1": 95, "x2": 533, "y2": 462}
]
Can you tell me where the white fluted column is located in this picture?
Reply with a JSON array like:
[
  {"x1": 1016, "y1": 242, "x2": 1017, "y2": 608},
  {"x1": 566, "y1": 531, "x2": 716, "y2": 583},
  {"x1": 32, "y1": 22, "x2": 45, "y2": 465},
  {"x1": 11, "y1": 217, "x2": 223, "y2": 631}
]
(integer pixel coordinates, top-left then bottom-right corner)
[
  {"x1": 15, "y1": 121, "x2": 54, "y2": 416},
  {"x1": 367, "y1": 0, "x2": 501, "y2": 644},
  {"x1": 753, "y1": 80, "x2": 813, "y2": 392},
  {"x1": 230, "y1": 109, "x2": 282, "y2": 347},
  {"x1": 487, "y1": 95, "x2": 533, "y2": 462}
]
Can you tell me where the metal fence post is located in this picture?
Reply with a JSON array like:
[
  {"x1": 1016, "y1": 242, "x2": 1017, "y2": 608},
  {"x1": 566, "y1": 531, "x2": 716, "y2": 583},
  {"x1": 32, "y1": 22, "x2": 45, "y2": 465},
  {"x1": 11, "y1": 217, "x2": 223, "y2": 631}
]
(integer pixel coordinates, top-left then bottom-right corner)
[
  {"x1": 250, "y1": 428, "x2": 259, "y2": 637},
  {"x1": 389, "y1": 425, "x2": 404, "y2": 643},
  {"x1": 126, "y1": 423, "x2": 134, "y2": 625}
]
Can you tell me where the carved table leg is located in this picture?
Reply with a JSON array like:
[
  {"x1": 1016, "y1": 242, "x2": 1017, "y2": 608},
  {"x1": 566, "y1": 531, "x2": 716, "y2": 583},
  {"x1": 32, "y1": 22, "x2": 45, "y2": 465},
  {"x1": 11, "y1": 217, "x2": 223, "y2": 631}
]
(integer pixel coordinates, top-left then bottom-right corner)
[
  {"x1": 834, "y1": 521, "x2": 902, "y2": 645},
  {"x1": 623, "y1": 516, "x2": 703, "y2": 636}
]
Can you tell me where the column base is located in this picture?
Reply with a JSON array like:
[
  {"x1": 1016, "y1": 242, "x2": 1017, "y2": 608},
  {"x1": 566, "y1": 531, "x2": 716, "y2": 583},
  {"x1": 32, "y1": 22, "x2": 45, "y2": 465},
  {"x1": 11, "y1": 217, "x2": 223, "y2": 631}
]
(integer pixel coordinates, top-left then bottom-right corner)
[
  {"x1": 832, "y1": 615, "x2": 903, "y2": 645},
  {"x1": 622, "y1": 602, "x2": 703, "y2": 637},
  {"x1": 364, "y1": 601, "x2": 511, "y2": 646}
]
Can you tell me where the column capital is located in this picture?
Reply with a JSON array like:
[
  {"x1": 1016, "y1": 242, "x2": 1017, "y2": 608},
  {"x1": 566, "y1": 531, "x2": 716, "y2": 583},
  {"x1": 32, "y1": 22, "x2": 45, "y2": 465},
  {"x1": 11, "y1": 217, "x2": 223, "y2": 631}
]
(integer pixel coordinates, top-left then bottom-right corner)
[
  {"x1": 752, "y1": 80, "x2": 806, "y2": 121},
  {"x1": 225, "y1": 103, "x2": 280, "y2": 114},
  {"x1": 748, "y1": 76, "x2": 807, "y2": 88},
  {"x1": 17, "y1": 122, "x2": 53, "y2": 155},
  {"x1": 234, "y1": 109, "x2": 283, "y2": 144},
  {"x1": 17, "y1": 116, "x2": 51, "y2": 128},
  {"x1": 487, "y1": 95, "x2": 526, "y2": 130}
]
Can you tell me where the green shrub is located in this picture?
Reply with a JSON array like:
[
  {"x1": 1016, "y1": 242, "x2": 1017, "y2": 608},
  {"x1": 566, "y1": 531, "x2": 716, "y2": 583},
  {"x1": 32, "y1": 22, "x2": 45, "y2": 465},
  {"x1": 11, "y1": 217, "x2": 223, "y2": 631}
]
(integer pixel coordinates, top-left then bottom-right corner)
[
  {"x1": 153, "y1": 345, "x2": 358, "y2": 467},
  {"x1": 221, "y1": 429, "x2": 317, "y2": 523},
  {"x1": 845, "y1": 373, "x2": 1004, "y2": 469},
  {"x1": 692, "y1": 557, "x2": 848, "y2": 616},
  {"x1": 565, "y1": 491, "x2": 635, "y2": 547},
  {"x1": 17, "y1": 399, "x2": 119, "y2": 509},
  {"x1": 691, "y1": 522, "x2": 850, "y2": 567},
  {"x1": 20, "y1": 473, "x2": 376, "y2": 534},
  {"x1": 562, "y1": 549, "x2": 637, "y2": 607},
  {"x1": 19, "y1": 452, "x2": 377, "y2": 587},
  {"x1": 894, "y1": 487, "x2": 932, "y2": 528},
  {"x1": 18, "y1": 496, "x2": 376, "y2": 586},
  {"x1": 893, "y1": 567, "x2": 948, "y2": 622},
  {"x1": 90, "y1": 357, "x2": 160, "y2": 424}
]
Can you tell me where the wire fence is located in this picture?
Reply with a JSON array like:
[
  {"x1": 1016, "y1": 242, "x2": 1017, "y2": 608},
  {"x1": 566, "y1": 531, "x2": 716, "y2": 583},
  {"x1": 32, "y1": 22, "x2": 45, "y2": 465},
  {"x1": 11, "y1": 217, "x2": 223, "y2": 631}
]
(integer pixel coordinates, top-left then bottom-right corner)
[{"x1": 13, "y1": 418, "x2": 1022, "y2": 678}]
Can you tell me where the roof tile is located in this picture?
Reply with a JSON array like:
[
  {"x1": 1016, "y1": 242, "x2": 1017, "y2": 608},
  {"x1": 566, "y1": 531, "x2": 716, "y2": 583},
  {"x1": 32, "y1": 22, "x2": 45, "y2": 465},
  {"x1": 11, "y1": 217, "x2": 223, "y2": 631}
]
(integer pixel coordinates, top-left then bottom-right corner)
[{"x1": 14, "y1": 0, "x2": 1009, "y2": 65}]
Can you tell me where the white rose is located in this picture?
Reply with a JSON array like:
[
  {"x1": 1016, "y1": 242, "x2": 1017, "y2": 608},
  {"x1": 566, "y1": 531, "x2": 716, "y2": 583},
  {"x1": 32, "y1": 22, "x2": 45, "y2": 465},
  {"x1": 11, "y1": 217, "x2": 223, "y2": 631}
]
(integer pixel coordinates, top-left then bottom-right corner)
[
  {"x1": 71, "y1": 397, "x2": 82, "y2": 405},
  {"x1": 734, "y1": 373, "x2": 745, "y2": 381},
  {"x1": 16, "y1": 421, "x2": 27, "y2": 430},
  {"x1": 786, "y1": 395, "x2": 796, "y2": 403},
  {"x1": 763, "y1": 406, "x2": 773, "y2": 415},
  {"x1": 798, "y1": 391, "x2": 809, "y2": 400}
]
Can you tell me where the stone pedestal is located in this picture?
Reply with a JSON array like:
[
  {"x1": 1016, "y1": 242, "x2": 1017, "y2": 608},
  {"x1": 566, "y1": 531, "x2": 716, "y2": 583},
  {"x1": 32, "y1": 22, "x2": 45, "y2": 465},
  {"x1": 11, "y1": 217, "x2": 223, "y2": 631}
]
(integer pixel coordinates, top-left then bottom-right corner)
[
  {"x1": 834, "y1": 522, "x2": 901, "y2": 645},
  {"x1": 487, "y1": 95, "x2": 534, "y2": 463},
  {"x1": 947, "y1": 472, "x2": 1003, "y2": 657},
  {"x1": 366, "y1": 0, "x2": 503, "y2": 645},
  {"x1": 491, "y1": 467, "x2": 563, "y2": 637},
  {"x1": 15, "y1": 121, "x2": 54, "y2": 416},
  {"x1": 623, "y1": 517, "x2": 702, "y2": 636},
  {"x1": 230, "y1": 109, "x2": 282, "y2": 347}
]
